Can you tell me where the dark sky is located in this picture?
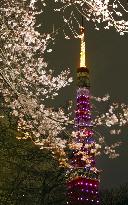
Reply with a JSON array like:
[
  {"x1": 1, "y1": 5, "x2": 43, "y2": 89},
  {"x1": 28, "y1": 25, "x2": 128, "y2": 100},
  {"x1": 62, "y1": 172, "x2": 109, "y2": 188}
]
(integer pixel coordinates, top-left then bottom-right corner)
[{"x1": 40, "y1": 1, "x2": 128, "y2": 189}]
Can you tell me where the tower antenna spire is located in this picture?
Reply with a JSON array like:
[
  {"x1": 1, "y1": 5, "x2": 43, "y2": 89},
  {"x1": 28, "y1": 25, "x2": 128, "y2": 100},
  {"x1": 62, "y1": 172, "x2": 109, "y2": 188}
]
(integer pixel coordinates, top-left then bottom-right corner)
[
  {"x1": 80, "y1": 16, "x2": 86, "y2": 67},
  {"x1": 82, "y1": 16, "x2": 84, "y2": 28}
]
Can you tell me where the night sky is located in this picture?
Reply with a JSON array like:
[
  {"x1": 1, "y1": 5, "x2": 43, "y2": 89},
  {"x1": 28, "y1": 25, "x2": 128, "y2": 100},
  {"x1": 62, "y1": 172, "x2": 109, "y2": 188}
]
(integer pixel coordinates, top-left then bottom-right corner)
[{"x1": 40, "y1": 1, "x2": 128, "y2": 189}]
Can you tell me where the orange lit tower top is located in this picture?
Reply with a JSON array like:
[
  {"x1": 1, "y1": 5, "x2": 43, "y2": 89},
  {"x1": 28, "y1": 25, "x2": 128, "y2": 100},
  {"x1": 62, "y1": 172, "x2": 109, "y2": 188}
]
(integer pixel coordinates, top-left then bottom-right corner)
[{"x1": 80, "y1": 26, "x2": 86, "y2": 68}]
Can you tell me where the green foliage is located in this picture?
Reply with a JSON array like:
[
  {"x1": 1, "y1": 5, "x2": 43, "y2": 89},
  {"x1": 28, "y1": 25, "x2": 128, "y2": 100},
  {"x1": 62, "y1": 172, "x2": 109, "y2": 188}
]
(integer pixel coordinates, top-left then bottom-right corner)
[
  {"x1": 100, "y1": 184, "x2": 128, "y2": 205},
  {"x1": 0, "y1": 111, "x2": 67, "y2": 205}
]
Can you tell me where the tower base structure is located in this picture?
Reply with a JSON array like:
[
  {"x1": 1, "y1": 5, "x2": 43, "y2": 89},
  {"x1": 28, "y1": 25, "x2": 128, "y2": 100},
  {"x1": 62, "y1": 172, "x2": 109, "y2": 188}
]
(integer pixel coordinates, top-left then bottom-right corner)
[{"x1": 67, "y1": 177, "x2": 99, "y2": 205}]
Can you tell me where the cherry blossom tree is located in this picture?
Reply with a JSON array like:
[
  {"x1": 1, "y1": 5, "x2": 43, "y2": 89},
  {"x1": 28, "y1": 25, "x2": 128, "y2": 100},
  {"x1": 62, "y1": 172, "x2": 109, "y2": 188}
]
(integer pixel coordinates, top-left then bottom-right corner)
[
  {"x1": 53, "y1": 0, "x2": 128, "y2": 38},
  {"x1": 92, "y1": 95, "x2": 128, "y2": 159},
  {"x1": 0, "y1": 0, "x2": 73, "y2": 165},
  {"x1": 0, "y1": 0, "x2": 128, "y2": 168}
]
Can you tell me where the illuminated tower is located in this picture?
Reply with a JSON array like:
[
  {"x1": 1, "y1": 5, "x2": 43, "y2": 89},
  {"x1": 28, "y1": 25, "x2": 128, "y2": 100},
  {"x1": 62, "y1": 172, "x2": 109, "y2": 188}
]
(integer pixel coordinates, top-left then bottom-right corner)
[{"x1": 67, "y1": 25, "x2": 100, "y2": 205}]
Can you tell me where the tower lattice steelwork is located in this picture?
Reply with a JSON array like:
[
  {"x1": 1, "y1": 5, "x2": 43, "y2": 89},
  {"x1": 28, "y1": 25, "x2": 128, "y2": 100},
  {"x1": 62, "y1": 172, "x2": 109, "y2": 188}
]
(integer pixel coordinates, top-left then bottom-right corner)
[{"x1": 66, "y1": 25, "x2": 100, "y2": 205}]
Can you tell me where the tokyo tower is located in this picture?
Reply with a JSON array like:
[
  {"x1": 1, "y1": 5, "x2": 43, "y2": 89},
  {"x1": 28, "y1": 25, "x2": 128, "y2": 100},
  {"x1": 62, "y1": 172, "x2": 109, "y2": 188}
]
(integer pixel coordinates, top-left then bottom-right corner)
[{"x1": 66, "y1": 23, "x2": 100, "y2": 205}]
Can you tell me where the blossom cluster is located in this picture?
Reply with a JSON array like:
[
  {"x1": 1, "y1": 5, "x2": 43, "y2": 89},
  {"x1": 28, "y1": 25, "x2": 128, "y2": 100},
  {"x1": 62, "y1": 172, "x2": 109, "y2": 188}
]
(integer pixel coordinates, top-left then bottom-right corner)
[
  {"x1": 94, "y1": 101, "x2": 128, "y2": 128},
  {"x1": 0, "y1": 0, "x2": 72, "y2": 164},
  {"x1": 54, "y1": 0, "x2": 128, "y2": 37},
  {"x1": 92, "y1": 97, "x2": 128, "y2": 159}
]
